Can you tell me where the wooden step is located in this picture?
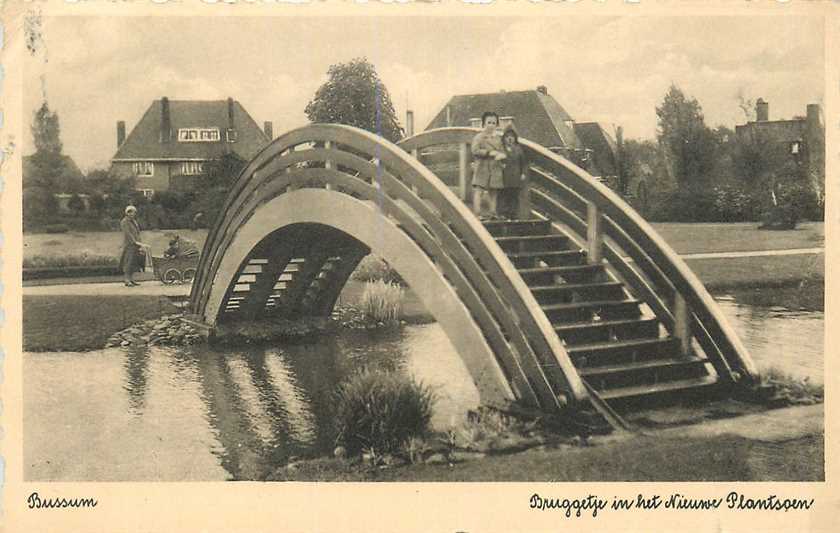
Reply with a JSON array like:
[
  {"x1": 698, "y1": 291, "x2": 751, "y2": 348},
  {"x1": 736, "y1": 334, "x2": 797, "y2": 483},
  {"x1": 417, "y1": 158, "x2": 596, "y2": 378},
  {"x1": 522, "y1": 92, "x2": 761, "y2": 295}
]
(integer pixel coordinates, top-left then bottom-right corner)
[
  {"x1": 519, "y1": 264, "x2": 605, "y2": 285},
  {"x1": 566, "y1": 336, "x2": 672, "y2": 355},
  {"x1": 542, "y1": 299, "x2": 642, "y2": 323},
  {"x1": 530, "y1": 281, "x2": 625, "y2": 304},
  {"x1": 579, "y1": 356, "x2": 708, "y2": 377},
  {"x1": 581, "y1": 356, "x2": 711, "y2": 395},
  {"x1": 597, "y1": 375, "x2": 719, "y2": 401},
  {"x1": 483, "y1": 219, "x2": 552, "y2": 237},
  {"x1": 507, "y1": 249, "x2": 586, "y2": 268},
  {"x1": 495, "y1": 234, "x2": 571, "y2": 253},
  {"x1": 554, "y1": 317, "x2": 660, "y2": 345},
  {"x1": 568, "y1": 337, "x2": 681, "y2": 369}
]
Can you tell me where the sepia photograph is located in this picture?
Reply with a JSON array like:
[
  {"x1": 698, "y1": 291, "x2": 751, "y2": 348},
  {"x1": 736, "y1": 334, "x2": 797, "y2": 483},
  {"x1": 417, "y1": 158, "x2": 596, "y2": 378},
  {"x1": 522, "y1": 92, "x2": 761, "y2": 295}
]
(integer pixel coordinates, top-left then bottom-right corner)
[{"x1": 2, "y1": 2, "x2": 836, "y2": 530}]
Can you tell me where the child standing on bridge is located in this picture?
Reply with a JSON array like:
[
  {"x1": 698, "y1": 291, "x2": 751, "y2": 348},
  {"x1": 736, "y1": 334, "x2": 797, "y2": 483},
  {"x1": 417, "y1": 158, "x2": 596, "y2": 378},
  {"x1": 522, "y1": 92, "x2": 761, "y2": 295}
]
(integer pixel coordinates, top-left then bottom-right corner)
[{"x1": 499, "y1": 125, "x2": 530, "y2": 220}]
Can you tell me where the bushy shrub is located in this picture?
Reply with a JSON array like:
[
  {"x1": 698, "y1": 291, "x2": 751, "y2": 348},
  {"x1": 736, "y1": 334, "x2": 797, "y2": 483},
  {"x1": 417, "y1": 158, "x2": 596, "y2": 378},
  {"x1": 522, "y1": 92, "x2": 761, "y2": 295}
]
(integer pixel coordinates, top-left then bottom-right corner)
[
  {"x1": 334, "y1": 369, "x2": 434, "y2": 455},
  {"x1": 24, "y1": 250, "x2": 118, "y2": 268},
  {"x1": 710, "y1": 185, "x2": 762, "y2": 222},
  {"x1": 360, "y1": 280, "x2": 404, "y2": 323},
  {"x1": 351, "y1": 255, "x2": 405, "y2": 285}
]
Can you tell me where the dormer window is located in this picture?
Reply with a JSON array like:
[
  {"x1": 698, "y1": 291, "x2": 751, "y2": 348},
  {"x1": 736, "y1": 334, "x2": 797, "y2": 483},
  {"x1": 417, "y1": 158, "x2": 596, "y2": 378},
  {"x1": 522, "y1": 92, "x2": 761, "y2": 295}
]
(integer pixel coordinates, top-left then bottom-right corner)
[
  {"x1": 226, "y1": 129, "x2": 238, "y2": 142},
  {"x1": 469, "y1": 116, "x2": 515, "y2": 128},
  {"x1": 178, "y1": 128, "x2": 220, "y2": 142}
]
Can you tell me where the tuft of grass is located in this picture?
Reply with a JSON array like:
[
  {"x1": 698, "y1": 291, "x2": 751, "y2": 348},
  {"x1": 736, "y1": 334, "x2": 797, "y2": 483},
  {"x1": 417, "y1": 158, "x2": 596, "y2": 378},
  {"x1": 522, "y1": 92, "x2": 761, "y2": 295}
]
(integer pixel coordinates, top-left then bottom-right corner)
[
  {"x1": 334, "y1": 368, "x2": 434, "y2": 456},
  {"x1": 760, "y1": 365, "x2": 823, "y2": 403},
  {"x1": 359, "y1": 280, "x2": 404, "y2": 324}
]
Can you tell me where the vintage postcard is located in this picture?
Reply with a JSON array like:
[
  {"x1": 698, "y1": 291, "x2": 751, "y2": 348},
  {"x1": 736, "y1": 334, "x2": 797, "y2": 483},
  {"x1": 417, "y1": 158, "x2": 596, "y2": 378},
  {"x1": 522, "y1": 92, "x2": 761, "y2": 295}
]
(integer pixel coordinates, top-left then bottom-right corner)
[{"x1": 1, "y1": 0, "x2": 837, "y2": 531}]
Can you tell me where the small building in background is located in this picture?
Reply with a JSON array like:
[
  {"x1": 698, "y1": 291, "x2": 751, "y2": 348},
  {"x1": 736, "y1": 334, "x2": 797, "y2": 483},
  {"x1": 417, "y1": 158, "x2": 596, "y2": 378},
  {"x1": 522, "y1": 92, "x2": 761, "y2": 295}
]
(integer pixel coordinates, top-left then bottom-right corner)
[
  {"x1": 426, "y1": 86, "x2": 621, "y2": 185},
  {"x1": 111, "y1": 97, "x2": 273, "y2": 197},
  {"x1": 735, "y1": 99, "x2": 824, "y2": 179}
]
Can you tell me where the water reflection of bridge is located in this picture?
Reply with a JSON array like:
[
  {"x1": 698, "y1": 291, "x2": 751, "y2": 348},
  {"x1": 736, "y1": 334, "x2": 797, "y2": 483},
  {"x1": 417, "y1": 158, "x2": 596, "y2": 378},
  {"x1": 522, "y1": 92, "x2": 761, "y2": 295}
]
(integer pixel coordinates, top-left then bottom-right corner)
[
  {"x1": 123, "y1": 341, "x2": 345, "y2": 479},
  {"x1": 184, "y1": 124, "x2": 759, "y2": 426}
]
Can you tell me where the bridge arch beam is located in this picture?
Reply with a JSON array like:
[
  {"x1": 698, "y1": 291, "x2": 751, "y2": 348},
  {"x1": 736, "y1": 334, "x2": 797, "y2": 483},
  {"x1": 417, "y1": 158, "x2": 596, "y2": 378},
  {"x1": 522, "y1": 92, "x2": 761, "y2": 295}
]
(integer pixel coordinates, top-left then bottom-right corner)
[{"x1": 202, "y1": 188, "x2": 517, "y2": 408}]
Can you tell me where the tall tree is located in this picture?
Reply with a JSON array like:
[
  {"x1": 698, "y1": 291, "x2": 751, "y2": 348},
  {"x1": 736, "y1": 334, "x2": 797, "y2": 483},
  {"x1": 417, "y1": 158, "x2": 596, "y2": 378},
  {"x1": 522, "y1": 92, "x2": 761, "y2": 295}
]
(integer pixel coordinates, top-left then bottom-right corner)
[
  {"x1": 26, "y1": 101, "x2": 67, "y2": 190},
  {"x1": 32, "y1": 101, "x2": 63, "y2": 154},
  {"x1": 655, "y1": 85, "x2": 716, "y2": 190},
  {"x1": 305, "y1": 58, "x2": 403, "y2": 142}
]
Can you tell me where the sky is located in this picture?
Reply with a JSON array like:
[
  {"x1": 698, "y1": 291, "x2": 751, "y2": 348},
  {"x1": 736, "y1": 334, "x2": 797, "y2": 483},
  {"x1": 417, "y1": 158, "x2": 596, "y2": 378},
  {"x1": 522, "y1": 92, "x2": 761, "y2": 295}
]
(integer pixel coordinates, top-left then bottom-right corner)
[{"x1": 24, "y1": 15, "x2": 825, "y2": 171}]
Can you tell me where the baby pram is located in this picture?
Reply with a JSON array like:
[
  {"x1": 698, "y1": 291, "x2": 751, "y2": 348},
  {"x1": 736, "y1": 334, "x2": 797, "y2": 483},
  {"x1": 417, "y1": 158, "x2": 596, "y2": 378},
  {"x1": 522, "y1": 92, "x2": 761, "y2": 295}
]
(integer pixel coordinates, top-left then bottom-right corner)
[{"x1": 152, "y1": 234, "x2": 200, "y2": 285}]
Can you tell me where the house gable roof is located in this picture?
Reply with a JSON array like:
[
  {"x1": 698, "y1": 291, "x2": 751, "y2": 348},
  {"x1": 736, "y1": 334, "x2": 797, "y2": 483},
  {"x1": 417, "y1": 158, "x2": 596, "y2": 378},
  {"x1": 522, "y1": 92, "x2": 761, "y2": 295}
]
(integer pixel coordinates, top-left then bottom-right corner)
[
  {"x1": 573, "y1": 122, "x2": 618, "y2": 176},
  {"x1": 425, "y1": 89, "x2": 582, "y2": 149},
  {"x1": 113, "y1": 99, "x2": 269, "y2": 162}
]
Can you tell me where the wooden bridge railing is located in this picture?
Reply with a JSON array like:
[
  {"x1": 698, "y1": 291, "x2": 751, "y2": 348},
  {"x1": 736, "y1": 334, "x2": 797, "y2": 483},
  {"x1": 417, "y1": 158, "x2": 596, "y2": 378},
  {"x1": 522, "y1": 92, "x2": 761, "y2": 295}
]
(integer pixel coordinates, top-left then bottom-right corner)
[
  {"x1": 399, "y1": 128, "x2": 759, "y2": 386},
  {"x1": 191, "y1": 124, "x2": 588, "y2": 412}
]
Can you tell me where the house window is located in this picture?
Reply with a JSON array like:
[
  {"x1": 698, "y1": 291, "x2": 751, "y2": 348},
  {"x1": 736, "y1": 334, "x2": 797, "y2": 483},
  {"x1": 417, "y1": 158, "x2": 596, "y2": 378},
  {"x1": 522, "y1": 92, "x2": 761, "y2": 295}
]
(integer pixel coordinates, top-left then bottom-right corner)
[
  {"x1": 181, "y1": 162, "x2": 204, "y2": 175},
  {"x1": 226, "y1": 129, "x2": 238, "y2": 142},
  {"x1": 791, "y1": 141, "x2": 801, "y2": 155},
  {"x1": 469, "y1": 116, "x2": 515, "y2": 128},
  {"x1": 138, "y1": 188, "x2": 155, "y2": 199},
  {"x1": 133, "y1": 162, "x2": 154, "y2": 177},
  {"x1": 178, "y1": 128, "x2": 221, "y2": 142}
]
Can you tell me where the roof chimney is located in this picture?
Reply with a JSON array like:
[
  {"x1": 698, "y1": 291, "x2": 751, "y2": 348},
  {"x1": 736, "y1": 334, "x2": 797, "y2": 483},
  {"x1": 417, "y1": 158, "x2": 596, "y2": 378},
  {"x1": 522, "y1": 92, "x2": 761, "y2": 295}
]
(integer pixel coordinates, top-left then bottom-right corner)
[
  {"x1": 117, "y1": 121, "x2": 126, "y2": 148},
  {"x1": 406, "y1": 110, "x2": 415, "y2": 137},
  {"x1": 537, "y1": 85, "x2": 548, "y2": 95},
  {"x1": 806, "y1": 103, "x2": 821, "y2": 128},
  {"x1": 160, "y1": 97, "x2": 171, "y2": 143},
  {"x1": 446, "y1": 105, "x2": 452, "y2": 127},
  {"x1": 264, "y1": 121, "x2": 273, "y2": 140},
  {"x1": 227, "y1": 97, "x2": 235, "y2": 130},
  {"x1": 756, "y1": 98, "x2": 769, "y2": 122}
]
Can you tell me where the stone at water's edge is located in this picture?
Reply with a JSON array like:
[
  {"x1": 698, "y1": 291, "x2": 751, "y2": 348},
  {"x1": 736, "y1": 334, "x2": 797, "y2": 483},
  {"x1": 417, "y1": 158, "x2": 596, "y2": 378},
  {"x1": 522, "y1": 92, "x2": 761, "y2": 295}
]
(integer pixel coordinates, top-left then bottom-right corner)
[{"x1": 106, "y1": 314, "x2": 203, "y2": 348}]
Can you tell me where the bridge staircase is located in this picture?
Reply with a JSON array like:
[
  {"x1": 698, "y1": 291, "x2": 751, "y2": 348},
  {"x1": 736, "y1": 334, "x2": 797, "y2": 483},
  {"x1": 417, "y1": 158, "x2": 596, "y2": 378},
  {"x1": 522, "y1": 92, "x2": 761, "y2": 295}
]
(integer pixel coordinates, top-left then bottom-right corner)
[{"x1": 483, "y1": 218, "x2": 716, "y2": 410}]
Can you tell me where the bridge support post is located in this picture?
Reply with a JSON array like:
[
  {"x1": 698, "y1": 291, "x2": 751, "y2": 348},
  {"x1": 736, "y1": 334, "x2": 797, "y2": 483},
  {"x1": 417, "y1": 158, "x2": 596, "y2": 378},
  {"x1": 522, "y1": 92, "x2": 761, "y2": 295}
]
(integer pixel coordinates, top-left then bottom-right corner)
[
  {"x1": 674, "y1": 293, "x2": 691, "y2": 356},
  {"x1": 586, "y1": 201, "x2": 603, "y2": 264},
  {"x1": 411, "y1": 149, "x2": 420, "y2": 196},
  {"x1": 459, "y1": 142, "x2": 470, "y2": 201},
  {"x1": 325, "y1": 141, "x2": 334, "y2": 190}
]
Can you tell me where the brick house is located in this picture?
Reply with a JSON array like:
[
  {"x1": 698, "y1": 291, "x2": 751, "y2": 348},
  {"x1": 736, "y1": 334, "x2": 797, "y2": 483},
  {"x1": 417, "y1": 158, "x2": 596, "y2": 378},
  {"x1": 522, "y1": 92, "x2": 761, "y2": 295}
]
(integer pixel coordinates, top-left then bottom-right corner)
[
  {"x1": 111, "y1": 97, "x2": 273, "y2": 196},
  {"x1": 426, "y1": 86, "x2": 621, "y2": 184},
  {"x1": 735, "y1": 99, "x2": 824, "y2": 179}
]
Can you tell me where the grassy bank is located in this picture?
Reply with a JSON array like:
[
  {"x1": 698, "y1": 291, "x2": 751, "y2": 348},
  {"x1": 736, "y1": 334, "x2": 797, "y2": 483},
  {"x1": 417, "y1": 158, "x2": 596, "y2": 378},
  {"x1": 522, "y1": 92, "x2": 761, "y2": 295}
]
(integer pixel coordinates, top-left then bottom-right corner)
[
  {"x1": 686, "y1": 253, "x2": 824, "y2": 291},
  {"x1": 23, "y1": 295, "x2": 179, "y2": 351},
  {"x1": 268, "y1": 432, "x2": 823, "y2": 482}
]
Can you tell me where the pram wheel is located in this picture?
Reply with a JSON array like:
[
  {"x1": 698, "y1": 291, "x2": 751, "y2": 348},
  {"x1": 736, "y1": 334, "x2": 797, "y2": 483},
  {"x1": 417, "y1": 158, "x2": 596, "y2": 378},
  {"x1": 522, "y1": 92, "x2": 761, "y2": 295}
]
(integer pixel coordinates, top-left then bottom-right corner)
[
  {"x1": 182, "y1": 268, "x2": 196, "y2": 283},
  {"x1": 163, "y1": 268, "x2": 183, "y2": 285}
]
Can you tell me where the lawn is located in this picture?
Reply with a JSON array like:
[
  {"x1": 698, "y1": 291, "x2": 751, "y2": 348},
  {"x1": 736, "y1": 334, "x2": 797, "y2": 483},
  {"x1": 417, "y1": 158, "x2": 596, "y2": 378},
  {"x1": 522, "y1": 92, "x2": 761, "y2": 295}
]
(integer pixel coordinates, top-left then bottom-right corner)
[
  {"x1": 651, "y1": 222, "x2": 823, "y2": 254},
  {"x1": 22, "y1": 223, "x2": 823, "y2": 262},
  {"x1": 23, "y1": 295, "x2": 179, "y2": 351},
  {"x1": 23, "y1": 229, "x2": 210, "y2": 261}
]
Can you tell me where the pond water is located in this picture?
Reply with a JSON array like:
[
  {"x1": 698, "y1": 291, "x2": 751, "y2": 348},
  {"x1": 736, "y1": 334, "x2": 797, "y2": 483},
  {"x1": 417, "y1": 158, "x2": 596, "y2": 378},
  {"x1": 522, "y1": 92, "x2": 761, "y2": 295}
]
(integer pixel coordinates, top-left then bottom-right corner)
[{"x1": 24, "y1": 286, "x2": 823, "y2": 481}]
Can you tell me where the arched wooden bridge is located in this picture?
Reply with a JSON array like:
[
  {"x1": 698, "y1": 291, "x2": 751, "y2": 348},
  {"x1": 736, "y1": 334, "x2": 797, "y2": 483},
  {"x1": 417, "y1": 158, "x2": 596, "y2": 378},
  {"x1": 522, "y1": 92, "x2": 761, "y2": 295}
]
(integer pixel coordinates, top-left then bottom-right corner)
[{"x1": 188, "y1": 124, "x2": 758, "y2": 420}]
